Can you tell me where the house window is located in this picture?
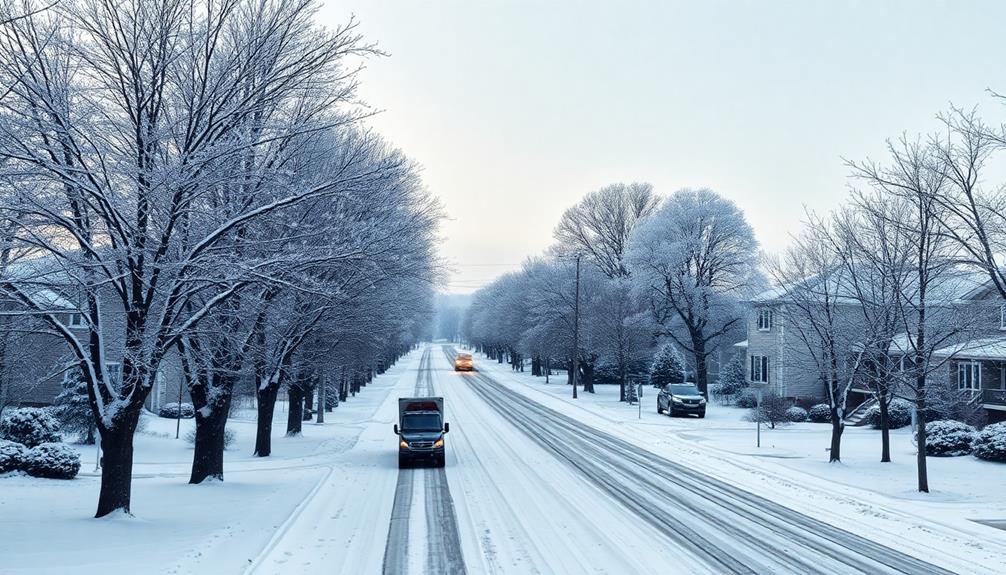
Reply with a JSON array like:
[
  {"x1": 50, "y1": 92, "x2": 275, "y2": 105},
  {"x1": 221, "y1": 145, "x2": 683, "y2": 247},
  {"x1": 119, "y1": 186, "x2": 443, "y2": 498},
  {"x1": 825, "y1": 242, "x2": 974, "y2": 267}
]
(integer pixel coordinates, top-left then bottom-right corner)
[
  {"x1": 757, "y1": 309, "x2": 773, "y2": 331},
  {"x1": 67, "y1": 312, "x2": 86, "y2": 328},
  {"x1": 1000, "y1": 304, "x2": 1006, "y2": 330},
  {"x1": 958, "y1": 361, "x2": 981, "y2": 392},
  {"x1": 750, "y1": 355, "x2": 769, "y2": 383}
]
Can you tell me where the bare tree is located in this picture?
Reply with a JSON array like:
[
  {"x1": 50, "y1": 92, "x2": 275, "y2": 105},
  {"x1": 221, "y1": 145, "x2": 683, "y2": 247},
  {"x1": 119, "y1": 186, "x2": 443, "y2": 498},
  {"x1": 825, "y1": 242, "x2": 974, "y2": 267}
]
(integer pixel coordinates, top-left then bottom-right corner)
[
  {"x1": 928, "y1": 109, "x2": 1006, "y2": 298},
  {"x1": 0, "y1": 0, "x2": 379, "y2": 516},
  {"x1": 554, "y1": 182, "x2": 660, "y2": 278},
  {"x1": 848, "y1": 136, "x2": 975, "y2": 491},
  {"x1": 832, "y1": 194, "x2": 914, "y2": 463},
  {"x1": 770, "y1": 218, "x2": 866, "y2": 463}
]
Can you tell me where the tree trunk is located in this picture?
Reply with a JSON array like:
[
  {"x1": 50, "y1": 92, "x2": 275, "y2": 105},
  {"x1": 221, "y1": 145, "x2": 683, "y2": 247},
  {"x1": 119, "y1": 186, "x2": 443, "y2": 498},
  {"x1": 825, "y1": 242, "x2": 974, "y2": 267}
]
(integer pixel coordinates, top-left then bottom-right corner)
[
  {"x1": 316, "y1": 380, "x2": 325, "y2": 423},
  {"x1": 879, "y1": 394, "x2": 891, "y2": 463},
  {"x1": 287, "y1": 387, "x2": 304, "y2": 436},
  {"x1": 190, "y1": 392, "x2": 232, "y2": 484},
  {"x1": 916, "y1": 393, "x2": 929, "y2": 493},
  {"x1": 692, "y1": 334, "x2": 709, "y2": 397},
  {"x1": 829, "y1": 408, "x2": 843, "y2": 463},
  {"x1": 303, "y1": 387, "x2": 314, "y2": 421},
  {"x1": 254, "y1": 384, "x2": 278, "y2": 457},
  {"x1": 619, "y1": 361, "x2": 626, "y2": 402},
  {"x1": 581, "y1": 360, "x2": 595, "y2": 393},
  {"x1": 94, "y1": 413, "x2": 140, "y2": 517}
]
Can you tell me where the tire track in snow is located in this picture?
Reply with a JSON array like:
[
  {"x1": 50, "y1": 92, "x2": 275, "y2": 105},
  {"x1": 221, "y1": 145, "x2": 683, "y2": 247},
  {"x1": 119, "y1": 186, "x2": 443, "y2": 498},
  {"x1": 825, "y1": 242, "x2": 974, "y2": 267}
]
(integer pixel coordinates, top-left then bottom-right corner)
[
  {"x1": 446, "y1": 347, "x2": 957, "y2": 575},
  {"x1": 382, "y1": 349, "x2": 428, "y2": 575},
  {"x1": 382, "y1": 348, "x2": 466, "y2": 575}
]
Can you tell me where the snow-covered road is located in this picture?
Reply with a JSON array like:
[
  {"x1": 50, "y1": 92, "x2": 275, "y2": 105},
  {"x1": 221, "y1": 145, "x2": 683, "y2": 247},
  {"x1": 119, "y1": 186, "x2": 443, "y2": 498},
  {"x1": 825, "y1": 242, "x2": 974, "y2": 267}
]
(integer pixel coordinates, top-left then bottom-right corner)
[
  {"x1": 443, "y1": 348, "x2": 955, "y2": 575},
  {"x1": 253, "y1": 343, "x2": 986, "y2": 574}
]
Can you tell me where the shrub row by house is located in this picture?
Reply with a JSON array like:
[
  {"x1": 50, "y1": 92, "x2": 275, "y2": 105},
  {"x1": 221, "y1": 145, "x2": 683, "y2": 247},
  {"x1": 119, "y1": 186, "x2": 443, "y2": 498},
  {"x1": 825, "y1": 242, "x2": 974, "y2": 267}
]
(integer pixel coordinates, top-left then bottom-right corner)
[{"x1": 0, "y1": 408, "x2": 80, "y2": 479}]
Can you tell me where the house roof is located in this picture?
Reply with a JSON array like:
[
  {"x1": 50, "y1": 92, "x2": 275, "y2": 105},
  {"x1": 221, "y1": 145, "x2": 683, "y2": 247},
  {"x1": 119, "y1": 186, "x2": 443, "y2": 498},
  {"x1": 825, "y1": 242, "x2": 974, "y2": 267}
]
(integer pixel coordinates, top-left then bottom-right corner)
[
  {"x1": 751, "y1": 267, "x2": 994, "y2": 307},
  {"x1": 933, "y1": 336, "x2": 1006, "y2": 361},
  {"x1": 29, "y1": 288, "x2": 77, "y2": 311}
]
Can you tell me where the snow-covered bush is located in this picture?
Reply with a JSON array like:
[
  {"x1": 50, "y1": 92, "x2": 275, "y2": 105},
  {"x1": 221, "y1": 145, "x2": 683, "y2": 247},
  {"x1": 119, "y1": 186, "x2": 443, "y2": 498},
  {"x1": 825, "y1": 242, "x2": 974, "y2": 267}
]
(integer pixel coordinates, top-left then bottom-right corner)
[
  {"x1": 867, "y1": 398, "x2": 913, "y2": 429},
  {"x1": 0, "y1": 439, "x2": 27, "y2": 473},
  {"x1": 707, "y1": 383, "x2": 724, "y2": 401},
  {"x1": 785, "y1": 406, "x2": 808, "y2": 422},
  {"x1": 649, "y1": 344, "x2": 686, "y2": 388},
  {"x1": 972, "y1": 422, "x2": 1006, "y2": 463},
  {"x1": 735, "y1": 390, "x2": 758, "y2": 409},
  {"x1": 0, "y1": 408, "x2": 61, "y2": 448},
  {"x1": 808, "y1": 403, "x2": 831, "y2": 423},
  {"x1": 746, "y1": 393, "x2": 790, "y2": 429},
  {"x1": 715, "y1": 355, "x2": 747, "y2": 399},
  {"x1": 184, "y1": 427, "x2": 236, "y2": 450},
  {"x1": 923, "y1": 420, "x2": 975, "y2": 457},
  {"x1": 158, "y1": 402, "x2": 195, "y2": 419},
  {"x1": 624, "y1": 381, "x2": 639, "y2": 403},
  {"x1": 23, "y1": 443, "x2": 80, "y2": 479}
]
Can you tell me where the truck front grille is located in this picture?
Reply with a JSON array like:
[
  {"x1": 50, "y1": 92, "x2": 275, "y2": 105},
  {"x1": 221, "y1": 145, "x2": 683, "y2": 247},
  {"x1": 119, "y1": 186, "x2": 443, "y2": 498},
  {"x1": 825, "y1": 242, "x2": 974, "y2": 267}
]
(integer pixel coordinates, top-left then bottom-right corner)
[{"x1": 410, "y1": 441, "x2": 434, "y2": 449}]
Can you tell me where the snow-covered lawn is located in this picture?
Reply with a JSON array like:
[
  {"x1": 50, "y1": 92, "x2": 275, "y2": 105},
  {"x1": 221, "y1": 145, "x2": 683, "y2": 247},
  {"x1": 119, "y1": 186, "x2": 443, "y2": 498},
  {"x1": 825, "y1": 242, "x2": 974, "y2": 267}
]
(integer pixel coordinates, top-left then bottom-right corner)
[
  {"x1": 469, "y1": 351, "x2": 1006, "y2": 574},
  {"x1": 0, "y1": 352, "x2": 422, "y2": 575}
]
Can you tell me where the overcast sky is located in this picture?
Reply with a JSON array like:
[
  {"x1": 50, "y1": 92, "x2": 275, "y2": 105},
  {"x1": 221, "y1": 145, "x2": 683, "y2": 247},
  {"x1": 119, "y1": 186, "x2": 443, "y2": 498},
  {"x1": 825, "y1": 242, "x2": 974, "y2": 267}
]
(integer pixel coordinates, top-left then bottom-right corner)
[{"x1": 319, "y1": 1, "x2": 1006, "y2": 294}]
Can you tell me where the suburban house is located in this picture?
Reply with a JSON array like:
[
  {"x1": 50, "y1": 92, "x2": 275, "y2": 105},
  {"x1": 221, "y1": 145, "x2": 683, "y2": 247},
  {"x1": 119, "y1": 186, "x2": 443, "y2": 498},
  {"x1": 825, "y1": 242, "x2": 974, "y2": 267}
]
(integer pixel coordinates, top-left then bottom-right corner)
[
  {"x1": 0, "y1": 260, "x2": 191, "y2": 413},
  {"x1": 742, "y1": 271, "x2": 1006, "y2": 423}
]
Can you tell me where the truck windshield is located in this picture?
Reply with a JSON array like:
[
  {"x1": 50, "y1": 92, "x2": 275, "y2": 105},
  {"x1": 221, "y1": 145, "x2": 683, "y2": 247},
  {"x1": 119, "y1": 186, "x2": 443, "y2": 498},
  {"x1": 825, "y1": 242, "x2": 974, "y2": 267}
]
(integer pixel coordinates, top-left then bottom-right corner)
[{"x1": 402, "y1": 413, "x2": 442, "y2": 432}]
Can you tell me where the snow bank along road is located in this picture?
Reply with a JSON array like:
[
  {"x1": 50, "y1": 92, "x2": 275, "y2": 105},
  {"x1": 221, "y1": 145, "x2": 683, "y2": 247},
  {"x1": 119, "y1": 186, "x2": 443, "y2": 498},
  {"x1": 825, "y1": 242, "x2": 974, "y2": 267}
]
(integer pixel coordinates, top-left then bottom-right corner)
[
  {"x1": 441, "y1": 346, "x2": 956, "y2": 575},
  {"x1": 382, "y1": 349, "x2": 466, "y2": 575}
]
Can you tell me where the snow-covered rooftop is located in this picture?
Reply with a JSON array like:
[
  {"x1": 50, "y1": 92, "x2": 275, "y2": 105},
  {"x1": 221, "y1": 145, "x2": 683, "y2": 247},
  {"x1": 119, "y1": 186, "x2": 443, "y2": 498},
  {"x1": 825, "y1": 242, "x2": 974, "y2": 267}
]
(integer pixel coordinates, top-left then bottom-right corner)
[
  {"x1": 751, "y1": 267, "x2": 994, "y2": 306},
  {"x1": 933, "y1": 336, "x2": 1006, "y2": 360},
  {"x1": 29, "y1": 288, "x2": 77, "y2": 311}
]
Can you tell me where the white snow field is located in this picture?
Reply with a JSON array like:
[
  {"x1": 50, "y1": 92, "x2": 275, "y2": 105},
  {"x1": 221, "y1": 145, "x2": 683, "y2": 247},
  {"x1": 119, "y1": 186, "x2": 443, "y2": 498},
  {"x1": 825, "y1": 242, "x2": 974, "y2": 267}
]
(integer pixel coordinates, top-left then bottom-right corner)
[{"x1": 2, "y1": 343, "x2": 1005, "y2": 574}]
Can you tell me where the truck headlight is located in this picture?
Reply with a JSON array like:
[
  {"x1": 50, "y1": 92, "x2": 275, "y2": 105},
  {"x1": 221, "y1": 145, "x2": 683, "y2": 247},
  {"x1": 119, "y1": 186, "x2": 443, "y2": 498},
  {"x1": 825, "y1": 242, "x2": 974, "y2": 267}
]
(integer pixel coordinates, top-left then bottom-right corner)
[
  {"x1": 433, "y1": 438, "x2": 444, "y2": 448},
  {"x1": 399, "y1": 440, "x2": 409, "y2": 449}
]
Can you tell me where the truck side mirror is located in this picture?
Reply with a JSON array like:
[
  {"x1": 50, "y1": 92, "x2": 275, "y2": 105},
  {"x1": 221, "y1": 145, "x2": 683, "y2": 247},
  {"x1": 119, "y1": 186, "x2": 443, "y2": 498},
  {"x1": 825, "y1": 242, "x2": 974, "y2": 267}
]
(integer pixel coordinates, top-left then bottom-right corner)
[
  {"x1": 443, "y1": 422, "x2": 450, "y2": 433},
  {"x1": 393, "y1": 424, "x2": 399, "y2": 435}
]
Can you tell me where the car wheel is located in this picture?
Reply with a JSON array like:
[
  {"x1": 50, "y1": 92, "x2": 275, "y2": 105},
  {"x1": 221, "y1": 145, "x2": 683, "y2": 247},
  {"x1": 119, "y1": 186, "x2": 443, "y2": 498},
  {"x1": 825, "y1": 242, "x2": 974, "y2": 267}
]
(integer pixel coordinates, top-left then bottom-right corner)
[
  {"x1": 657, "y1": 401, "x2": 663, "y2": 414},
  {"x1": 435, "y1": 454, "x2": 446, "y2": 468},
  {"x1": 398, "y1": 455, "x2": 409, "y2": 469},
  {"x1": 698, "y1": 410, "x2": 706, "y2": 419},
  {"x1": 667, "y1": 406, "x2": 675, "y2": 417}
]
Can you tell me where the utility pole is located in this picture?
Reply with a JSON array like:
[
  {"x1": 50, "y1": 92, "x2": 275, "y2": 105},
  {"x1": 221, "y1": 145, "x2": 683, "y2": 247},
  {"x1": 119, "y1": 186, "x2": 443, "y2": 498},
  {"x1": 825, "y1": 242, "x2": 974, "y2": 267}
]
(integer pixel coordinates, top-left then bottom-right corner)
[{"x1": 572, "y1": 254, "x2": 581, "y2": 399}]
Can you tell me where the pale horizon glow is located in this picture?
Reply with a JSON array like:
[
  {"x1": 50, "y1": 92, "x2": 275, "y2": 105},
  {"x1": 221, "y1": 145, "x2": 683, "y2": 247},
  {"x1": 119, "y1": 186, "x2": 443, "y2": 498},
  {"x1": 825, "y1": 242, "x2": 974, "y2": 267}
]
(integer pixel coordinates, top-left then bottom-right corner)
[{"x1": 320, "y1": 1, "x2": 1006, "y2": 294}]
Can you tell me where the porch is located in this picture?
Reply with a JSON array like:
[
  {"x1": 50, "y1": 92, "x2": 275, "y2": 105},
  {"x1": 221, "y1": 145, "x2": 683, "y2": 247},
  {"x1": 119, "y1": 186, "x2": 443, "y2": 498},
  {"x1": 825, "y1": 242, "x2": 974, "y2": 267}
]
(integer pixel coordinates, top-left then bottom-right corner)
[{"x1": 933, "y1": 337, "x2": 1006, "y2": 412}]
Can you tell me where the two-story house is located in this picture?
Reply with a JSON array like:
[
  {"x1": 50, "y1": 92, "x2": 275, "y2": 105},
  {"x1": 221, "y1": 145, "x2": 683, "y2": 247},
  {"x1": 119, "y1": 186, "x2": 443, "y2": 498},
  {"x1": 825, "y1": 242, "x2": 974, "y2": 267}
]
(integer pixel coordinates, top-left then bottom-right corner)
[
  {"x1": 0, "y1": 259, "x2": 191, "y2": 413},
  {"x1": 743, "y1": 271, "x2": 1006, "y2": 423}
]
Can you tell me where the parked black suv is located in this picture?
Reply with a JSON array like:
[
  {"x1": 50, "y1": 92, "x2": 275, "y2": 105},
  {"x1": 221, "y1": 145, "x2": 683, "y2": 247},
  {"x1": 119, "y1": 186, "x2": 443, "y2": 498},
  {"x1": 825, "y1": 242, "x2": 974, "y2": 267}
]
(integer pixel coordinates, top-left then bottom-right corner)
[{"x1": 657, "y1": 383, "x2": 706, "y2": 418}]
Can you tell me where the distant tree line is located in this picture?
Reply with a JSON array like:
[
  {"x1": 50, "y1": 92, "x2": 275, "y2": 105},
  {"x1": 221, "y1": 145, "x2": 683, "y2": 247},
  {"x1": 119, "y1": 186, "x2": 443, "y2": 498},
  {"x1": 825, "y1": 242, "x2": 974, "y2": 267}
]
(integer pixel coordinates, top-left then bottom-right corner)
[{"x1": 463, "y1": 183, "x2": 757, "y2": 401}]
